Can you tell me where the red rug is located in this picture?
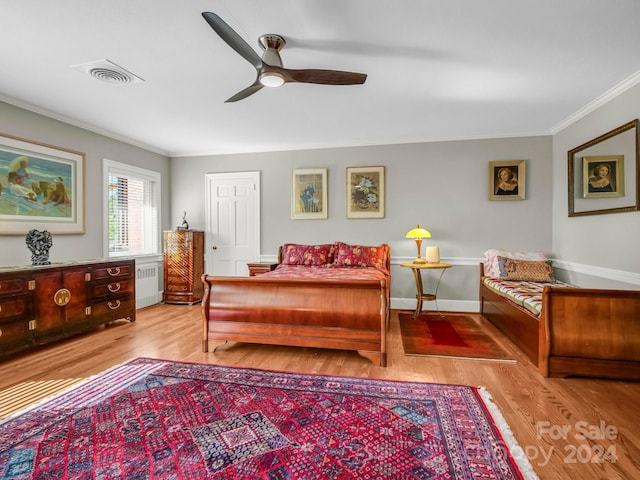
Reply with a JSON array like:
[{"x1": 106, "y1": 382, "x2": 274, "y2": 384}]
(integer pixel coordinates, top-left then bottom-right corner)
[
  {"x1": 0, "y1": 357, "x2": 535, "y2": 479},
  {"x1": 399, "y1": 312, "x2": 515, "y2": 361}
]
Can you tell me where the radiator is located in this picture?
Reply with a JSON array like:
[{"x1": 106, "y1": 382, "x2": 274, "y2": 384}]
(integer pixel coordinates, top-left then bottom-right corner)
[{"x1": 135, "y1": 259, "x2": 162, "y2": 309}]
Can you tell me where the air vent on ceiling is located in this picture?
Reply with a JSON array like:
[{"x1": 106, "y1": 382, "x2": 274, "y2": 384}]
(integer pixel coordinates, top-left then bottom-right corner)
[{"x1": 72, "y1": 59, "x2": 144, "y2": 85}]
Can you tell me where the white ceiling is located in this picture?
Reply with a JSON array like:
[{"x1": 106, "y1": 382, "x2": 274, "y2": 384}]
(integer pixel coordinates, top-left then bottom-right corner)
[{"x1": 2, "y1": 1, "x2": 640, "y2": 157}]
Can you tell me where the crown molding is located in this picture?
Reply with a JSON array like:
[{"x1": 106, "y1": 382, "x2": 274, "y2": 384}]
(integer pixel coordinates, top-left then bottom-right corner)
[{"x1": 550, "y1": 70, "x2": 640, "y2": 134}]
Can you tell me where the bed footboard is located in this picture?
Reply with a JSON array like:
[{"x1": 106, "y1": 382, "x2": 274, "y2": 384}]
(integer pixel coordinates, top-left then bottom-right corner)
[
  {"x1": 201, "y1": 275, "x2": 388, "y2": 366},
  {"x1": 539, "y1": 286, "x2": 640, "y2": 379}
]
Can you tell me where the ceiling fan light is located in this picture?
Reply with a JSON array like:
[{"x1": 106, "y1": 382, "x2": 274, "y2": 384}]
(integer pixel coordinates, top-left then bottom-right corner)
[{"x1": 259, "y1": 72, "x2": 285, "y2": 88}]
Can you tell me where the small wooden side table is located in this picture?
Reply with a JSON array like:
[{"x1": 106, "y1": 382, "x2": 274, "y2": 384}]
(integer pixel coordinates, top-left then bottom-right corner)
[
  {"x1": 400, "y1": 262, "x2": 452, "y2": 318},
  {"x1": 247, "y1": 262, "x2": 278, "y2": 276}
]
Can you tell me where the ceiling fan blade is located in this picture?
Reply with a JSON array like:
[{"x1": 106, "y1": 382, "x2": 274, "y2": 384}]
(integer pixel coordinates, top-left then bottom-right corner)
[
  {"x1": 202, "y1": 12, "x2": 263, "y2": 70},
  {"x1": 225, "y1": 81, "x2": 264, "y2": 103},
  {"x1": 274, "y1": 67, "x2": 367, "y2": 85}
]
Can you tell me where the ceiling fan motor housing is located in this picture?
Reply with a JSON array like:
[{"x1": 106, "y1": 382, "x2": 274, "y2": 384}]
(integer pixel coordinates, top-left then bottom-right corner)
[{"x1": 259, "y1": 34, "x2": 285, "y2": 67}]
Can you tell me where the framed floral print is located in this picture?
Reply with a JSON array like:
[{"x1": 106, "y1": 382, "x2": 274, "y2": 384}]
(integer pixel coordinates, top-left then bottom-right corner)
[
  {"x1": 346, "y1": 166, "x2": 385, "y2": 218},
  {"x1": 0, "y1": 133, "x2": 85, "y2": 234},
  {"x1": 291, "y1": 168, "x2": 328, "y2": 219}
]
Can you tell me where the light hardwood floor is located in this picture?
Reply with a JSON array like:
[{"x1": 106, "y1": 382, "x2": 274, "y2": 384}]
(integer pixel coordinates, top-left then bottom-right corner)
[{"x1": 1, "y1": 304, "x2": 638, "y2": 479}]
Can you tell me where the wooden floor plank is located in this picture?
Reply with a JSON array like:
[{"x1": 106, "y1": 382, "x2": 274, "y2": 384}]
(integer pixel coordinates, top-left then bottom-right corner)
[{"x1": 0, "y1": 305, "x2": 638, "y2": 479}]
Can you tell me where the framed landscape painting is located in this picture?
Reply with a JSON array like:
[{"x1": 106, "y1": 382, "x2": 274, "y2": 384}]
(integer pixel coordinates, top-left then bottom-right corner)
[
  {"x1": 346, "y1": 166, "x2": 385, "y2": 218},
  {"x1": 0, "y1": 133, "x2": 85, "y2": 234},
  {"x1": 291, "y1": 168, "x2": 328, "y2": 219}
]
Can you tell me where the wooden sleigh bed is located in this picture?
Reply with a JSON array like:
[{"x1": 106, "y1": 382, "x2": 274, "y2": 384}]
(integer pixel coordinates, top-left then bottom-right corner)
[
  {"x1": 479, "y1": 262, "x2": 640, "y2": 380},
  {"x1": 201, "y1": 243, "x2": 390, "y2": 366}
]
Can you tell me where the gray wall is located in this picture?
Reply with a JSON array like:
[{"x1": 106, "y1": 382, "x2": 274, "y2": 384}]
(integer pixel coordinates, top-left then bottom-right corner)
[
  {"x1": 552, "y1": 83, "x2": 640, "y2": 288},
  {"x1": 10, "y1": 83, "x2": 637, "y2": 308},
  {"x1": 170, "y1": 136, "x2": 553, "y2": 307},
  {"x1": 0, "y1": 101, "x2": 171, "y2": 266}
]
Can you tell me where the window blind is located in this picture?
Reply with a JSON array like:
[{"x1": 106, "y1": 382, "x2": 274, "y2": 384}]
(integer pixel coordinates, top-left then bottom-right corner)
[{"x1": 105, "y1": 160, "x2": 160, "y2": 257}]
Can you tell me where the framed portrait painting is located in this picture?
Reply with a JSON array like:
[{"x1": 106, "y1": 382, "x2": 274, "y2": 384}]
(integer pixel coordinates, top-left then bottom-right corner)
[
  {"x1": 582, "y1": 155, "x2": 624, "y2": 199},
  {"x1": 291, "y1": 168, "x2": 328, "y2": 219},
  {"x1": 568, "y1": 119, "x2": 639, "y2": 217},
  {"x1": 0, "y1": 133, "x2": 85, "y2": 234},
  {"x1": 488, "y1": 160, "x2": 526, "y2": 201},
  {"x1": 346, "y1": 166, "x2": 385, "y2": 218}
]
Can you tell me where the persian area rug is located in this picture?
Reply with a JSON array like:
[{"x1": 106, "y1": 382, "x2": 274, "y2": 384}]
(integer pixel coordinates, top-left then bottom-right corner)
[
  {"x1": 399, "y1": 312, "x2": 515, "y2": 361},
  {"x1": 0, "y1": 357, "x2": 537, "y2": 479}
]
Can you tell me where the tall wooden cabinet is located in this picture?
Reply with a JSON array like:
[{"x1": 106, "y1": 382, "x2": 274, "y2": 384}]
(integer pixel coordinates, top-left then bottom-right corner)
[
  {"x1": 0, "y1": 258, "x2": 135, "y2": 360},
  {"x1": 163, "y1": 230, "x2": 204, "y2": 304}
]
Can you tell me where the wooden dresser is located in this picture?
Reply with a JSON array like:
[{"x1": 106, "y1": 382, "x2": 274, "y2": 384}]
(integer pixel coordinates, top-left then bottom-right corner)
[
  {"x1": 163, "y1": 230, "x2": 204, "y2": 304},
  {"x1": 0, "y1": 258, "x2": 135, "y2": 360}
]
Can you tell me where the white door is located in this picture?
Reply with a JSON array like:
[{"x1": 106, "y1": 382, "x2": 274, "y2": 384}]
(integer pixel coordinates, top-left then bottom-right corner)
[{"x1": 204, "y1": 171, "x2": 260, "y2": 276}]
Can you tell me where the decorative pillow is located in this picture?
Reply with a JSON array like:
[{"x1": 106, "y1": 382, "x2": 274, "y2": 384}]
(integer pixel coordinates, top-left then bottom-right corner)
[
  {"x1": 335, "y1": 243, "x2": 389, "y2": 272},
  {"x1": 484, "y1": 248, "x2": 548, "y2": 278},
  {"x1": 281, "y1": 243, "x2": 335, "y2": 266},
  {"x1": 497, "y1": 257, "x2": 556, "y2": 283}
]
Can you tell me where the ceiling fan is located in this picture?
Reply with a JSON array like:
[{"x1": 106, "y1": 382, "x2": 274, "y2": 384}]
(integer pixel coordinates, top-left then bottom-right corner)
[{"x1": 202, "y1": 12, "x2": 367, "y2": 102}]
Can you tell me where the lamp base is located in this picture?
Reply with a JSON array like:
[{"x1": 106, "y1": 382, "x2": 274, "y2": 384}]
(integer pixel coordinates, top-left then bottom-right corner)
[{"x1": 412, "y1": 257, "x2": 427, "y2": 264}]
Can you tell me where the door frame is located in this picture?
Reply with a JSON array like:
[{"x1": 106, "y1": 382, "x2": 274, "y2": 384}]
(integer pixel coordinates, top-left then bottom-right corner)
[{"x1": 204, "y1": 171, "x2": 261, "y2": 275}]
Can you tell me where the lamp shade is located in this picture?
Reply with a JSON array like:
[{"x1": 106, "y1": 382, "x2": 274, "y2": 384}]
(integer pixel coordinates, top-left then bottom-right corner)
[
  {"x1": 406, "y1": 225, "x2": 431, "y2": 264},
  {"x1": 405, "y1": 225, "x2": 432, "y2": 239}
]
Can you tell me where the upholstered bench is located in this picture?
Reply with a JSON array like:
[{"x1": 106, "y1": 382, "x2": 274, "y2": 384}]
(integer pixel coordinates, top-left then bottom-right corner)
[{"x1": 479, "y1": 250, "x2": 640, "y2": 380}]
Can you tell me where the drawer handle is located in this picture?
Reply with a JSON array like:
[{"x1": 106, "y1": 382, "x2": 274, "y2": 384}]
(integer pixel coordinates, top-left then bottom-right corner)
[
  {"x1": 107, "y1": 282, "x2": 121, "y2": 292},
  {"x1": 107, "y1": 267, "x2": 121, "y2": 276},
  {"x1": 107, "y1": 300, "x2": 121, "y2": 310},
  {"x1": 54, "y1": 288, "x2": 71, "y2": 306}
]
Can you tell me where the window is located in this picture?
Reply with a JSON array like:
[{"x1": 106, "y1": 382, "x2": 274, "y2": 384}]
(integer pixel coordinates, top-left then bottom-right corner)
[{"x1": 103, "y1": 159, "x2": 161, "y2": 257}]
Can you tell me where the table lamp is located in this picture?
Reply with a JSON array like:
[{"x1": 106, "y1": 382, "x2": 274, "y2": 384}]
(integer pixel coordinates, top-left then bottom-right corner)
[{"x1": 405, "y1": 225, "x2": 431, "y2": 264}]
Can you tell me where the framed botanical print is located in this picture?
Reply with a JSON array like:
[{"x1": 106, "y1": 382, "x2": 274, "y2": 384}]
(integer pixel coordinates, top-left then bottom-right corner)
[
  {"x1": 0, "y1": 133, "x2": 85, "y2": 234},
  {"x1": 488, "y1": 160, "x2": 526, "y2": 201},
  {"x1": 291, "y1": 168, "x2": 328, "y2": 219},
  {"x1": 346, "y1": 166, "x2": 385, "y2": 218}
]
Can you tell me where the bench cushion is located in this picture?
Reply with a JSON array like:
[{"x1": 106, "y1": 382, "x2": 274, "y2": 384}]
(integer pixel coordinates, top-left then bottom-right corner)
[{"x1": 483, "y1": 278, "x2": 572, "y2": 317}]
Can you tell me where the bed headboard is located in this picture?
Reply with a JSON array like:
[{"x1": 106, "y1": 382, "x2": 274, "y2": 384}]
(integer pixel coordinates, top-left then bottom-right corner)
[{"x1": 277, "y1": 243, "x2": 391, "y2": 273}]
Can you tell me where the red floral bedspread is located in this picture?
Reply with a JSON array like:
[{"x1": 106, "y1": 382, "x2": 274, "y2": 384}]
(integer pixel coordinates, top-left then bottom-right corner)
[{"x1": 262, "y1": 264, "x2": 388, "y2": 281}]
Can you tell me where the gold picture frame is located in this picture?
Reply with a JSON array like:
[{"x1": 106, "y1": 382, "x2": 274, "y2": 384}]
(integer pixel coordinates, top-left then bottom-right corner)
[
  {"x1": 582, "y1": 155, "x2": 624, "y2": 199},
  {"x1": 291, "y1": 168, "x2": 328, "y2": 219},
  {"x1": 488, "y1": 160, "x2": 525, "y2": 201},
  {"x1": 346, "y1": 166, "x2": 385, "y2": 218},
  {"x1": 0, "y1": 133, "x2": 85, "y2": 235},
  {"x1": 568, "y1": 119, "x2": 639, "y2": 217}
]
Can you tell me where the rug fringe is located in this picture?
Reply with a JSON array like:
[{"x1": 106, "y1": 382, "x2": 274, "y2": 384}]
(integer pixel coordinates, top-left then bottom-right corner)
[{"x1": 478, "y1": 386, "x2": 540, "y2": 480}]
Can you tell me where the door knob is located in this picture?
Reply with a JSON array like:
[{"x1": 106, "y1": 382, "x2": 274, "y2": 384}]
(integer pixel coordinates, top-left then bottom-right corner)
[{"x1": 211, "y1": 245, "x2": 218, "y2": 250}]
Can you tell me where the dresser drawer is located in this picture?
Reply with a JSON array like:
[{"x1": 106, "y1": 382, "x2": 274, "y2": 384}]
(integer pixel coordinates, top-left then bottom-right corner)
[
  {"x1": 92, "y1": 263, "x2": 133, "y2": 281},
  {"x1": 165, "y1": 283, "x2": 190, "y2": 292},
  {"x1": 0, "y1": 296, "x2": 29, "y2": 321},
  {"x1": 91, "y1": 295, "x2": 135, "y2": 322},
  {"x1": 162, "y1": 292, "x2": 201, "y2": 304},
  {"x1": 166, "y1": 276, "x2": 187, "y2": 284},
  {"x1": 0, "y1": 320, "x2": 31, "y2": 347},
  {"x1": 0, "y1": 277, "x2": 29, "y2": 296},
  {"x1": 90, "y1": 278, "x2": 134, "y2": 299}
]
